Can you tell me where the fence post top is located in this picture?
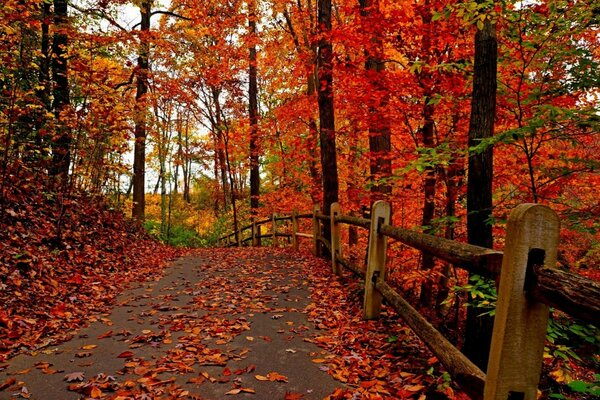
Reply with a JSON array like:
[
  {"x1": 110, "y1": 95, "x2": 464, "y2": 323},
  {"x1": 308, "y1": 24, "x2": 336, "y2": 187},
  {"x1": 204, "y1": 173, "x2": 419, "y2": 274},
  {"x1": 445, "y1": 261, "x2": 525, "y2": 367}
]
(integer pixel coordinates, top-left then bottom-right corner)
[
  {"x1": 371, "y1": 200, "x2": 391, "y2": 213},
  {"x1": 508, "y1": 203, "x2": 560, "y2": 225},
  {"x1": 330, "y1": 202, "x2": 341, "y2": 214}
]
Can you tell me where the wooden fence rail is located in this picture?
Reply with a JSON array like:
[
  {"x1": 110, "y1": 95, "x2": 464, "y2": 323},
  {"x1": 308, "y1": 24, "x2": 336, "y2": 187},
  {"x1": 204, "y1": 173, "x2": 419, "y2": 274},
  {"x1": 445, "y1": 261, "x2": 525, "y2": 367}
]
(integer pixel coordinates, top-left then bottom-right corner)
[{"x1": 218, "y1": 202, "x2": 600, "y2": 400}]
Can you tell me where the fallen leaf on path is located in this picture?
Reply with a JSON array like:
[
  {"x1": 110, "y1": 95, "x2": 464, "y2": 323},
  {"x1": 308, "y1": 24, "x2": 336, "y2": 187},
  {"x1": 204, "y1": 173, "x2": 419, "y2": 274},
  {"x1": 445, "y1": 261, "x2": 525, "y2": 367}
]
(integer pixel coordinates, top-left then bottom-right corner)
[
  {"x1": 64, "y1": 372, "x2": 85, "y2": 382},
  {"x1": 90, "y1": 386, "x2": 102, "y2": 398},
  {"x1": 0, "y1": 377, "x2": 16, "y2": 391},
  {"x1": 266, "y1": 372, "x2": 288, "y2": 382},
  {"x1": 98, "y1": 330, "x2": 113, "y2": 339}
]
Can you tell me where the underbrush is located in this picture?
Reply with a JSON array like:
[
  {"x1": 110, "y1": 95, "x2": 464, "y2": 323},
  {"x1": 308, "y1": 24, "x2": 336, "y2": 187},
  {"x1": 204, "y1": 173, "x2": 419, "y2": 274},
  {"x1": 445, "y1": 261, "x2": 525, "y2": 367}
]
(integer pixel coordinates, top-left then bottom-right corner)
[
  {"x1": 144, "y1": 220, "x2": 203, "y2": 247},
  {"x1": 0, "y1": 168, "x2": 182, "y2": 361}
]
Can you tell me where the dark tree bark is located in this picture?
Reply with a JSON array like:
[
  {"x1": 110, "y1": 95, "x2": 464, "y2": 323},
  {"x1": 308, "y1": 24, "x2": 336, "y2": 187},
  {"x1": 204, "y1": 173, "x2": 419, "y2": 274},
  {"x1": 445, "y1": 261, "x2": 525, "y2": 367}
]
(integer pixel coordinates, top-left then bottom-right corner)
[
  {"x1": 33, "y1": 0, "x2": 51, "y2": 159},
  {"x1": 317, "y1": 0, "x2": 339, "y2": 242},
  {"x1": 132, "y1": 0, "x2": 151, "y2": 221},
  {"x1": 419, "y1": 100, "x2": 436, "y2": 306},
  {"x1": 464, "y1": 16, "x2": 497, "y2": 372},
  {"x1": 359, "y1": 0, "x2": 392, "y2": 203},
  {"x1": 249, "y1": 0, "x2": 260, "y2": 221},
  {"x1": 50, "y1": 0, "x2": 71, "y2": 183},
  {"x1": 212, "y1": 87, "x2": 230, "y2": 211}
]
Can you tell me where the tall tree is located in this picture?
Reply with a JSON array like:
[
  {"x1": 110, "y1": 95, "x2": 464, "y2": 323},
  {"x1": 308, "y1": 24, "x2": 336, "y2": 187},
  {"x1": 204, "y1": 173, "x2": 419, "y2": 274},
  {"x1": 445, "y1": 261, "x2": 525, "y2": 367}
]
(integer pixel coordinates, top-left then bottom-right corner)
[
  {"x1": 359, "y1": 0, "x2": 392, "y2": 203},
  {"x1": 464, "y1": 6, "x2": 497, "y2": 371},
  {"x1": 249, "y1": 0, "x2": 260, "y2": 223},
  {"x1": 317, "y1": 0, "x2": 338, "y2": 237},
  {"x1": 50, "y1": 0, "x2": 72, "y2": 183},
  {"x1": 132, "y1": 0, "x2": 152, "y2": 221}
]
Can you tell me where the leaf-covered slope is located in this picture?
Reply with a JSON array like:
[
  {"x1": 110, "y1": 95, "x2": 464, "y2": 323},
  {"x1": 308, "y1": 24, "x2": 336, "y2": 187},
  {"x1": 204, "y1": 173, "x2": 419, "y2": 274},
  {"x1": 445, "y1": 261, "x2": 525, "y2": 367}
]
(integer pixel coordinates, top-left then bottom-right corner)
[{"x1": 0, "y1": 175, "x2": 182, "y2": 362}]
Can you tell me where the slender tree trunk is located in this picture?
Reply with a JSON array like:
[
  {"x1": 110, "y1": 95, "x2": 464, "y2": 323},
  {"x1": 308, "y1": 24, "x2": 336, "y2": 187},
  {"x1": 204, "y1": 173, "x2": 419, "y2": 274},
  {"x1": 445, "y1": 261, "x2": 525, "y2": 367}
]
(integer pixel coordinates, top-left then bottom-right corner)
[
  {"x1": 248, "y1": 0, "x2": 261, "y2": 244},
  {"x1": 419, "y1": 100, "x2": 436, "y2": 307},
  {"x1": 360, "y1": 0, "x2": 392, "y2": 203},
  {"x1": 224, "y1": 137, "x2": 239, "y2": 243},
  {"x1": 283, "y1": 3, "x2": 321, "y2": 203},
  {"x1": 317, "y1": 0, "x2": 338, "y2": 245},
  {"x1": 50, "y1": 0, "x2": 71, "y2": 184},
  {"x1": 436, "y1": 149, "x2": 463, "y2": 315},
  {"x1": 33, "y1": 1, "x2": 51, "y2": 162},
  {"x1": 212, "y1": 86, "x2": 229, "y2": 210},
  {"x1": 182, "y1": 115, "x2": 191, "y2": 203},
  {"x1": 132, "y1": 0, "x2": 151, "y2": 221},
  {"x1": 464, "y1": 15, "x2": 497, "y2": 372}
]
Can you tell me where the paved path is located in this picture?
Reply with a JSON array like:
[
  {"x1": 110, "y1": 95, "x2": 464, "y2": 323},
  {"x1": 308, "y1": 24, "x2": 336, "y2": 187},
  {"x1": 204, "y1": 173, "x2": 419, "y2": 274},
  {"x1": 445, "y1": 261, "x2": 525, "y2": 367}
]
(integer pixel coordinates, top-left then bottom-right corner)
[{"x1": 0, "y1": 248, "x2": 343, "y2": 400}]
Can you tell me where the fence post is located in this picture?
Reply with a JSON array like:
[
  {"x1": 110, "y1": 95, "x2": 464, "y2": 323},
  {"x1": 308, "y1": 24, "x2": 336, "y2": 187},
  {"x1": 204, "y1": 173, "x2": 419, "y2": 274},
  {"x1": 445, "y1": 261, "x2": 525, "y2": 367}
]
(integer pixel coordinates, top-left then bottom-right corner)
[
  {"x1": 291, "y1": 210, "x2": 299, "y2": 251},
  {"x1": 312, "y1": 204, "x2": 321, "y2": 257},
  {"x1": 363, "y1": 201, "x2": 391, "y2": 319},
  {"x1": 272, "y1": 213, "x2": 278, "y2": 247},
  {"x1": 252, "y1": 221, "x2": 258, "y2": 247},
  {"x1": 330, "y1": 202, "x2": 342, "y2": 275},
  {"x1": 484, "y1": 204, "x2": 559, "y2": 400}
]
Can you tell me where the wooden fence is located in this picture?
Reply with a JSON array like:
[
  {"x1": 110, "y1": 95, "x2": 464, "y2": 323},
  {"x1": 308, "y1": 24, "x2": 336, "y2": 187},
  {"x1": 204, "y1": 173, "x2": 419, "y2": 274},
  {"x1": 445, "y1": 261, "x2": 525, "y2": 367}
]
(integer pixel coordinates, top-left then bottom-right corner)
[{"x1": 218, "y1": 201, "x2": 600, "y2": 400}]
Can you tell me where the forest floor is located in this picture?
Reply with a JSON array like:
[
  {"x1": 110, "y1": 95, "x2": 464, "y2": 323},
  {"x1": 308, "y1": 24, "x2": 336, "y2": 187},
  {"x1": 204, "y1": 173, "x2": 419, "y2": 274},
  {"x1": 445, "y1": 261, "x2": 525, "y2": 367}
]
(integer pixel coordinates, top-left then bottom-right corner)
[{"x1": 0, "y1": 248, "x2": 463, "y2": 400}]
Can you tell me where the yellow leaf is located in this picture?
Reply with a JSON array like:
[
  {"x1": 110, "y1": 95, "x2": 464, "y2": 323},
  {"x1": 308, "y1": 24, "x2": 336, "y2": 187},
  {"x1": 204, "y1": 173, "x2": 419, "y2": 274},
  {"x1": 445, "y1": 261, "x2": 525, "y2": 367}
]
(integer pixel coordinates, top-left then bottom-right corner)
[{"x1": 81, "y1": 344, "x2": 97, "y2": 350}]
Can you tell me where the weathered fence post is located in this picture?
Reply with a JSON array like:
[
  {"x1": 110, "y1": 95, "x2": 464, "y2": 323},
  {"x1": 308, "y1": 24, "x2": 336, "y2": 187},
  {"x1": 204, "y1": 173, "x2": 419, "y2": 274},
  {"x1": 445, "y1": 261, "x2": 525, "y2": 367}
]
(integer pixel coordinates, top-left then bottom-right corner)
[
  {"x1": 312, "y1": 204, "x2": 321, "y2": 257},
  {"x1": 291, "y1": 210, "x2": 299, "y2": 251},
  {"x1": 484, "y1": 204, "x2": 559, "y2": 400},
  {"x1": 363, "y1": 201, "x2": 391, "y2": 319},
  {"x1": 226, "y1": 234, "x2": 230, "y2": 247},
  {"x1": 252, "y1": 221, "x2": 259, "y2": 247},
  {"x1": 330, "y1": 202, "x2": 342, "y2": 275},
  {"x1": 272, "y1": 213, "x2": 278, "y2": 247}
]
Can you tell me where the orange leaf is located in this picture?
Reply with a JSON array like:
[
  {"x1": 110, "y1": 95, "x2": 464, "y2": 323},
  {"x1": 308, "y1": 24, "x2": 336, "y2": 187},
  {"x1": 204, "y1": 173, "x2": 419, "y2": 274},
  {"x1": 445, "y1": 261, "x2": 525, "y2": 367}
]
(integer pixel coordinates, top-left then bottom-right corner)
[
  {"x1": 405, "y1": 384, "x2": 424, "y2": 392},
  {"x1": 90, "y1": 386, "x2": 102, "y2": 398},
  {"x1": 266, "y1": 372, "x2": 288, "y2": 382}
]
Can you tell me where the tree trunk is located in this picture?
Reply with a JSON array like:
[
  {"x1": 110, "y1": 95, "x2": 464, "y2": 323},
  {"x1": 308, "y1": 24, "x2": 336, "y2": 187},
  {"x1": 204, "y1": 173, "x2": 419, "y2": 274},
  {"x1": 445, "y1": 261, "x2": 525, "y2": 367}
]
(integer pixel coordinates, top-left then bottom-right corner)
[
  {"x1": 360, "y1": 0, "x2": 392, "y2": 203},
  {"x1": 317, "y1": 0, "x2": 339, "y2": 243},
  {"x1": 464, "y1": 15, "x2": 497, "y2": 372},
  {"x1": 182, "y1": 115, "x2": 191, "y2": 203},
  {"x1": 132, "y1": 0, "x2": 151, "y2": 221},
  {"x1": 419, "y1": 100, "x2": 436, "y2": 307},
  {"x1": 33, "y1": 1, "x2": 51, "y2": 161},
  {"x1": 50, "y1": 0, "x2": 71, "y2": 184},
  {"x1": 249, "y1": 0, "x2": 261, "y2": 227},
  {"x1": 212, "y1": 86, "x2": 229, "y2": 211}
]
